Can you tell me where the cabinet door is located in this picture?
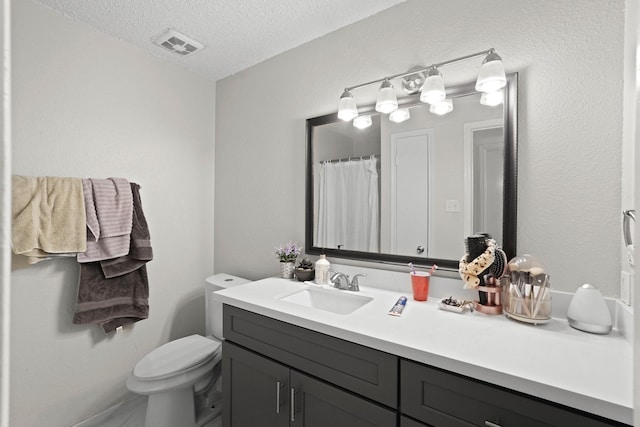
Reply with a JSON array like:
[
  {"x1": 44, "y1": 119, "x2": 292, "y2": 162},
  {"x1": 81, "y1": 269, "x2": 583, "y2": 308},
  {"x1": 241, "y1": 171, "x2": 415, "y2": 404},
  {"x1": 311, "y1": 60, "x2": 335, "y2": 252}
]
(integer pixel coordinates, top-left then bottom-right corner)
[
  {"x1": 223, "y1": 341, "x2": 290, "y2": 427},
  {"x1": 290, "y1": 370, "x2": 397, "y2": 427}
]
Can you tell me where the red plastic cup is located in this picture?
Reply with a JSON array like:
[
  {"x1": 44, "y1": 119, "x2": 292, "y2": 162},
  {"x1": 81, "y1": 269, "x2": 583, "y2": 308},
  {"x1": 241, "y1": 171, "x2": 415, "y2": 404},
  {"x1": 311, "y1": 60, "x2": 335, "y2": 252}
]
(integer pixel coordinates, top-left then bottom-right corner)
[{"x1": 410, "y1": 272, "x2": 431, "y2": 301}]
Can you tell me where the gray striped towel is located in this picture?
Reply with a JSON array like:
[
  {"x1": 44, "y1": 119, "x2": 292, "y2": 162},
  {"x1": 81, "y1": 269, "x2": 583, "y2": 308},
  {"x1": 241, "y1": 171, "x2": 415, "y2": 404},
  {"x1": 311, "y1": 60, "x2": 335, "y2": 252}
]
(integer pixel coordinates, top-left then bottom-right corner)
[{"x1": 77, "y1": 178, "x2": 133, "y2": 263}]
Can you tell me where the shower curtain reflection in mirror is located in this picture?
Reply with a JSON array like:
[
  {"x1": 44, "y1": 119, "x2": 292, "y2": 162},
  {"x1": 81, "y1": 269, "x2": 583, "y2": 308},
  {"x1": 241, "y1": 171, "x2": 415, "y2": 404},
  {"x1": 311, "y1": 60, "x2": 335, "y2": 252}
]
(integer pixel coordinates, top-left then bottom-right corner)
[{"x1": 315, "y1": 157, "x2": 380, "y2": 252}]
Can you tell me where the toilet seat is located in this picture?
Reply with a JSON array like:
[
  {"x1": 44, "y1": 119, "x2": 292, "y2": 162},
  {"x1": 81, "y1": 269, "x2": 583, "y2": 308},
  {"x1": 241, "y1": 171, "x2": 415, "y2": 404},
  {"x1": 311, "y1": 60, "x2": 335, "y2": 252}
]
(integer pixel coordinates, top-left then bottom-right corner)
[{"x1": 133, "y1": 335, "x2": 221, "y2": 381}]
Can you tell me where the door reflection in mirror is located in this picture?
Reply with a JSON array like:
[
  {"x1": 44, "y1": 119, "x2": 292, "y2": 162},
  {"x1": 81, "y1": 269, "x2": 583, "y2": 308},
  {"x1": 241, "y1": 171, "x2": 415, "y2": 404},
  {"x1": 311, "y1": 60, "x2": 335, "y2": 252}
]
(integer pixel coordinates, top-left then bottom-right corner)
[
  {"x1": 464, "y1": 120, "x2": 504, "y2": 244},
  {"x1": 388, "y1": 129, "x2": 431, "y2": 257}
]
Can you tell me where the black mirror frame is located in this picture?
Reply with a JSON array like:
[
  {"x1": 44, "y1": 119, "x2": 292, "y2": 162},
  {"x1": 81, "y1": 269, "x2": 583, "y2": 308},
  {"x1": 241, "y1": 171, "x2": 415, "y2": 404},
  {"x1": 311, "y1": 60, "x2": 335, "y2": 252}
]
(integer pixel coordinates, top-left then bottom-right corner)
[{"x1": 305, "y1": 73, "x2": 518, "y2": 270}]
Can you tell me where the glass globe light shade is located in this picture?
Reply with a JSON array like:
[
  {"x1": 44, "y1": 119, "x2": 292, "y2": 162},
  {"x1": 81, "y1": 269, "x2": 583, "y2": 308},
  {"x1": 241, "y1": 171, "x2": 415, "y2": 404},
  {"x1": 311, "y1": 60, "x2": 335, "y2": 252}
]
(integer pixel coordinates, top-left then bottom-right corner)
[
  {"x1": 429, "y1": 99, "x2": 453, "y2": 115},
  {"x1": 480, "y1": 90, "x2": 504, "y2": 107},
  {"x1": 420, "y1": 67, "x2": 446, "y2": 105},
  {"x1": 389, "y1": 108, "x2": 410, "y2": 123},
  {"x1": 375, "y1": 79, "x2": 398, "y2": 114},
  {"x1": 337, "y1": 89, "x2": 358, "y2": 121},
  {"x1": 475, "y1": 51, "x2": 507, "y2": 93},
  {"x1": 353, "y1": 115, "x2": 372, "y2": 129}
]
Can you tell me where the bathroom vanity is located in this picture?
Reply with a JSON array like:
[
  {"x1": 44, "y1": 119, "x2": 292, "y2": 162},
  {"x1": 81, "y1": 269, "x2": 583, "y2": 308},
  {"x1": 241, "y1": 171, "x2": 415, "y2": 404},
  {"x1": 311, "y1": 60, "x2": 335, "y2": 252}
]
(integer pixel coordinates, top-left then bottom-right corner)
[{"x1": 214, "y1": 277, "x2": 632, "y2": 427}]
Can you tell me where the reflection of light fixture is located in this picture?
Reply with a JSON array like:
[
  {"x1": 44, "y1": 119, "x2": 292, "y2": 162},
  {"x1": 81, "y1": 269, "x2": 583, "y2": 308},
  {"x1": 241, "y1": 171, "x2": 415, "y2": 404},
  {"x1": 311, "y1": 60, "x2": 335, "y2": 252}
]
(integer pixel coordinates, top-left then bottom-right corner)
[
  {"x1": 353, "y1": 115, "x2": 372, "y2": 129},
  {"x1": 475, "y1": 50, "x2": 507, "y2": 93},
  {"x1": 336, "y1": 48, "x2": 505, "y2": 118},
  {"x1": 429, "y1": 99, "x2": 453, "y2": 115},
  {"x1": 375, "y1": 79, "x2": 398, "y2": 114},
  {"x1": 420, "y1": 67, "x2": 446, "y2": 105},
  {"x1": 337, "y1": 89, "x2": 358, "y2": 121},
  {"x1": 480, "y1": 89, "x2": 504, "y2": 106},
  {"x1": 389, "y1": 108, "x2": 410, "y2": 123}
]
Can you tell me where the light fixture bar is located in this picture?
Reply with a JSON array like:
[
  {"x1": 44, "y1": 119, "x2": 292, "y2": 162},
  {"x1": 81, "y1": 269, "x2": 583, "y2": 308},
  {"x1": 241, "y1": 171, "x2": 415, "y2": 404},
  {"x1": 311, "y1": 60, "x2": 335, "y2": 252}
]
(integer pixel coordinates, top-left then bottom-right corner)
[
  {"x1": 344, "y1": 48, "x2": 495, "y2": 92},
  {"x1": 337, "y1": 47, "x2": 505, "y2": 121}
]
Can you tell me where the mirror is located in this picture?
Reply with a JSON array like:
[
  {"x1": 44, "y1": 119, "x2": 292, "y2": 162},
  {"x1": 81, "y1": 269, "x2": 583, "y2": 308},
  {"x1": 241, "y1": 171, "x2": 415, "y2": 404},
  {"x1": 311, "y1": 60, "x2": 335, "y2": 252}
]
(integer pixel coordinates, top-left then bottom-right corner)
[{"x1": 305, "y1": 74, "x2": 517, "y2": 270}]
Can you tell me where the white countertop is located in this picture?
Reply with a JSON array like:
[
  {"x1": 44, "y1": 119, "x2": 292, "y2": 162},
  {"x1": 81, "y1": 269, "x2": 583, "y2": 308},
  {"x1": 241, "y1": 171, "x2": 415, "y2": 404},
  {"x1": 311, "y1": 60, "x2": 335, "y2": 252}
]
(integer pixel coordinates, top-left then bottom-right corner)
[{"x1": 213, "y1": 277, "x2": 632, "y2": 425}]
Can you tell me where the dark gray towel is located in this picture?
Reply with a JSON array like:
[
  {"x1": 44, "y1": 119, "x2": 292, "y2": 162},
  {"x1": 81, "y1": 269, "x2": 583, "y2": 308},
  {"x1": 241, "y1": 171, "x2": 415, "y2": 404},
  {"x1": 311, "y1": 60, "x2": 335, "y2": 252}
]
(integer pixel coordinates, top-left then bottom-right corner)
[
  {"x1": 100, "y1": 183, "x2": 153, "y2": 278},
  {"x1": 73, "y1": 183, "x2": 152, "y2": 333},
  {"x1": 73, "y1": 263, "x2": 149, "y2": 333}
]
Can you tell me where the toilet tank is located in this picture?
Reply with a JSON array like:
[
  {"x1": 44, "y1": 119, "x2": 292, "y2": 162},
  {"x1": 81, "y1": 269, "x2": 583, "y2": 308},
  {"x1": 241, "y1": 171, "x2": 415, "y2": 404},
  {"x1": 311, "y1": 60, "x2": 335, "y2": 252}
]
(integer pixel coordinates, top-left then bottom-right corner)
[{"x1": 205, "y1": 273, "x2": 251, "y2": 339}]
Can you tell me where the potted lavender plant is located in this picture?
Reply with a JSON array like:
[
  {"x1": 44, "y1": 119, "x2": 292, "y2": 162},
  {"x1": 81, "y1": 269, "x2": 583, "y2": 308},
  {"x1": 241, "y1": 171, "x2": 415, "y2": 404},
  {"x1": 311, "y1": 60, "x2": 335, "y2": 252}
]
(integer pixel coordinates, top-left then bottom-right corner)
[{"x1": 275, "y1": 241, "x2": 301, "y2": 279}]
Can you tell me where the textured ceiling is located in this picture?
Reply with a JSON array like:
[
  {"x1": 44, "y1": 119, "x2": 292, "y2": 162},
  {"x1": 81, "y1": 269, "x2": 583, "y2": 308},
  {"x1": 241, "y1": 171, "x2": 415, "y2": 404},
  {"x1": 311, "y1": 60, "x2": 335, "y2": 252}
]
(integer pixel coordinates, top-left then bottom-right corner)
[{"x1": 32, "y1": 0, "x2": 406, "y2": 81}]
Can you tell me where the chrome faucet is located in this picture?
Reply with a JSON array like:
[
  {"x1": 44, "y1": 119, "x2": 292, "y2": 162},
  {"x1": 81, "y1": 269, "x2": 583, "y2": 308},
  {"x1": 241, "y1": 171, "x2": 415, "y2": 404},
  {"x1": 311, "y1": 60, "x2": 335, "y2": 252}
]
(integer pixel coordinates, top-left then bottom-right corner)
[
  {"x1": 330, "y1": 272, "x2": 367, "y2": 292},
  {"x1": 330, "y1": 272, "x2": 351, "y2": 290}
]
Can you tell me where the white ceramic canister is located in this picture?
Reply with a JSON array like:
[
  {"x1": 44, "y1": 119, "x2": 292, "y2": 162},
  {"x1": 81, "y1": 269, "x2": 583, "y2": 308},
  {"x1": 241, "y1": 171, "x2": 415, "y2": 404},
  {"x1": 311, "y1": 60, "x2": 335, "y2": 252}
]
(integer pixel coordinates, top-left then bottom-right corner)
[{"x1": 315, "y1": 255, "x2": 330, "y2": 285}]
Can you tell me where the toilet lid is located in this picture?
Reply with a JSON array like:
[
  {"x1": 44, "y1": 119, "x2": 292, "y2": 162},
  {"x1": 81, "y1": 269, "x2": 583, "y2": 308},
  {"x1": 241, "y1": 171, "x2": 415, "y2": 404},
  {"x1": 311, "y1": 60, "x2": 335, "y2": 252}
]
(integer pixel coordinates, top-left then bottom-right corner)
[{"x1": 133, "y1": 335, "x2": 221, "y2": 380}]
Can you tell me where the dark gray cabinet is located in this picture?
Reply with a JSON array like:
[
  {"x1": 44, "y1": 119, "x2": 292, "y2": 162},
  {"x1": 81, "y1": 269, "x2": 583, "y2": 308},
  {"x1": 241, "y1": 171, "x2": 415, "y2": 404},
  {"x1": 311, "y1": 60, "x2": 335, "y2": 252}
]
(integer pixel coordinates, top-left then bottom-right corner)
[
  {"x1": 223, "y1": 341, "x2": 396, "y2": 427},
  {"x1": 222, "y1": 304, "x2": 629, "y2": 427},
  {"x1": 400, "y1": 360, "x2": 629, "y2": 427}
]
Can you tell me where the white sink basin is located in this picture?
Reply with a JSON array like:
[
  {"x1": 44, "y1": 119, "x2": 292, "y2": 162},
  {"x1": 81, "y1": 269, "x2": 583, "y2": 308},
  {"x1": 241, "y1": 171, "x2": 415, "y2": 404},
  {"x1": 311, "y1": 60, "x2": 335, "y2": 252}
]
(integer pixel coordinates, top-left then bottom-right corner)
[{"x1": 279, "y1": 287, "x2": 373, "y2": 315}]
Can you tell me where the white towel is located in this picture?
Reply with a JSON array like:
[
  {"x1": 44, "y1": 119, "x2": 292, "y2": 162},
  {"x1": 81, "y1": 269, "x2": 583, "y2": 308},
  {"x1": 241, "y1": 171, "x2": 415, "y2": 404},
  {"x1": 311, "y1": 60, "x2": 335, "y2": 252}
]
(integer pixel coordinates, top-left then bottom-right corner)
[{"x1": 77, "y1": 178, "x2": 133, "y2": 263}]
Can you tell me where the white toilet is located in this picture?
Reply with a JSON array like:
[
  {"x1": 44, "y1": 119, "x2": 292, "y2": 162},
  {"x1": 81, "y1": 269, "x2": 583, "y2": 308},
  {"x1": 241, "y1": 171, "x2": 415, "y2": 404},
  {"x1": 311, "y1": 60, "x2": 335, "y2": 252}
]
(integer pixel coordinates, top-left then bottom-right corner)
[{"x1": 126, "y1": 273, "x2": 250, "y2": 427}]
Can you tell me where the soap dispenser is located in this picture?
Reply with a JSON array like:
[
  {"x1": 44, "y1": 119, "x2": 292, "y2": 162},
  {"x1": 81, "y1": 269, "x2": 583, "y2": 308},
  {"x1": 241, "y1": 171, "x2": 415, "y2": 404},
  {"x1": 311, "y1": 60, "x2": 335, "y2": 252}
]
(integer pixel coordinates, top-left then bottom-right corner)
[{"x1": 315, "y1": 255, "x2": 330, "y2": 285}]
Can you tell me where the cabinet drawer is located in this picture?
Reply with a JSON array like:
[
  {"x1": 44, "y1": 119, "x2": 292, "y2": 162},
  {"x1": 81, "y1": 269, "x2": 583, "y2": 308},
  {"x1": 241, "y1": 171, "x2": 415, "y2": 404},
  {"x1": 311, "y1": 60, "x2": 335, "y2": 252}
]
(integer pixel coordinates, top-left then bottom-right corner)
[
  {"x1": 223, "y1": 305, "x2": 398, "y2": 408},
  {"x1": 401, "y1": 360, "x2": 627, "y2": 427},
  {"x1": 400, "y1": 415, "x2": 431, "y2": 427}
]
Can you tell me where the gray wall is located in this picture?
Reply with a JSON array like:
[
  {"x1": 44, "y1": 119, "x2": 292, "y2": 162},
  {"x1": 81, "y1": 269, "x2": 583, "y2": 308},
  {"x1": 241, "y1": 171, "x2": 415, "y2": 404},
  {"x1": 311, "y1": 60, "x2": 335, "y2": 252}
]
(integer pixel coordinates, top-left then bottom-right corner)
[
  {"x1": 215, "y1": 0, "x2": 624, "y2": 296},
  {"x1": 10, "y1": 1, "x2": 215, "y2": 425}
]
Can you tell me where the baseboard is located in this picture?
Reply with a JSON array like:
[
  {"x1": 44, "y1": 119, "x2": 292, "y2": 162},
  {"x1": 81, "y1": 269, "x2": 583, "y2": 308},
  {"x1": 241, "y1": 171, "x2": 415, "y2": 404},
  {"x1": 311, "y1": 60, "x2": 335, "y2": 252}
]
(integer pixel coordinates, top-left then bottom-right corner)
[{"x1": 72, "y1": 394, "x2": 146, "y2": 427}]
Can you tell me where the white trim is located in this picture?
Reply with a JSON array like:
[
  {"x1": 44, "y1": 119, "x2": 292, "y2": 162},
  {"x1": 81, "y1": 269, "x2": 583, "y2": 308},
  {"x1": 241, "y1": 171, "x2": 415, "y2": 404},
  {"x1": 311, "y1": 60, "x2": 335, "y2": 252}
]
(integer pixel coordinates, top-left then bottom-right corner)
[{"x1": 463, "y1": 119, "x2": 503, "y2": 238}]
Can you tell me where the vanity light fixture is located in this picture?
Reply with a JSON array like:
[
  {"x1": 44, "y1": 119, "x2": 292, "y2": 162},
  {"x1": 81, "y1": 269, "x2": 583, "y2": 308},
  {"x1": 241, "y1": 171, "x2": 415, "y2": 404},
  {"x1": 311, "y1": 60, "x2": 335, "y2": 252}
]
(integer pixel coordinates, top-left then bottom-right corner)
[
  {"x1": 420, "y1": 67, "x2": 446, "y2": 105},
  {"x1": 353, "y1": 115, "x2": 373, "y2": 129},
  {"x1": 480, "y1": 89, "x2": 504, "y2": 106},
  {"x1": 337, "y1": 89, "x2": 358, "y2": 121},
  {"x1": 429, "y1": 99, "x2": 454, "y2": 115},
  {"x1": 336, "y1": 48, "x2": 506, "y2": 121},
  {"x1": 389, "y1": 108, "x2": 411, "y2": 123},
  {"x1": 375, "y1": 79, "x2": 399, "y2": 114},
  {"x1": 475, "y1": 50, "x2": 507, "y2": 93}
]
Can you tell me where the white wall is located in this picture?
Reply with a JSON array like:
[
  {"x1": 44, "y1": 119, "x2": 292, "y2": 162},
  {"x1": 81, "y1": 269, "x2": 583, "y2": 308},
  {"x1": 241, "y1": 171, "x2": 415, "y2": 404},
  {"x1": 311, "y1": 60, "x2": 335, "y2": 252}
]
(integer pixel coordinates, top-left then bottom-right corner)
[
  {"x1": 10, "y1": 1, "x2": 215, "y2": 425},
  {"x1": 215, "y1": 0, "x2": 625, "y2": 296},
  {"x1": 626, "y1": 1, "x2": 640, "y2": 424},
  {"x1": 0, "y1": 1, "x2": 10, "y2": 426}
]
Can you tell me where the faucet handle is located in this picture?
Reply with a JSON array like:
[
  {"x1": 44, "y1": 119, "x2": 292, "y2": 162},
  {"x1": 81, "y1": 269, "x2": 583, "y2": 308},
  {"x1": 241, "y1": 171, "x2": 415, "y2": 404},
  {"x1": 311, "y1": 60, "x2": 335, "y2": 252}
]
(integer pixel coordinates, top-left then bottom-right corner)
[
  {"x1": 330, "y1": 272, "x2": 350, "y2": 290},
  {"x1": 349, "y1": 273, "x2": 367, "y2": 291}
]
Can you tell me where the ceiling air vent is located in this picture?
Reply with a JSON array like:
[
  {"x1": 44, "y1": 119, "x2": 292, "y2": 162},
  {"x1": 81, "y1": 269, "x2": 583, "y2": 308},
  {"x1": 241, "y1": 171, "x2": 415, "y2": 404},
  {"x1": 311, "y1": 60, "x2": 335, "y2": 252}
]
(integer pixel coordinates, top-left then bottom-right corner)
[{"x1": 153, "y1": 29, "x2": 204, "y2": 56}]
